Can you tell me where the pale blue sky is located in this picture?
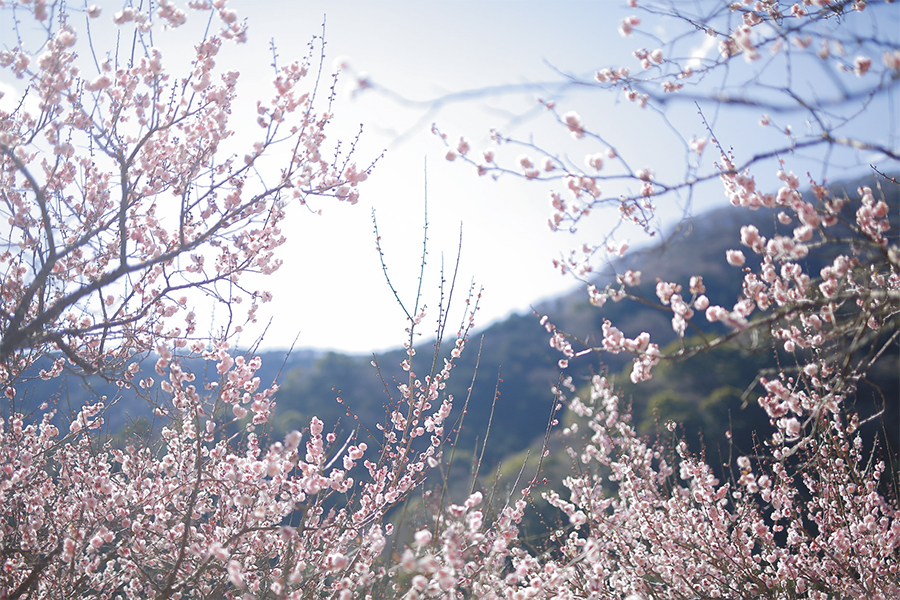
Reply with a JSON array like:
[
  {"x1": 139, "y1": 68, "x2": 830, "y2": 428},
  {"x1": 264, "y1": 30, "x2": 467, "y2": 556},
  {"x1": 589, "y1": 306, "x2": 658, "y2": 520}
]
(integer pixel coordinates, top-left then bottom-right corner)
[{"x1": 217, "y1": 0, "x2": 665, "y2": 354}]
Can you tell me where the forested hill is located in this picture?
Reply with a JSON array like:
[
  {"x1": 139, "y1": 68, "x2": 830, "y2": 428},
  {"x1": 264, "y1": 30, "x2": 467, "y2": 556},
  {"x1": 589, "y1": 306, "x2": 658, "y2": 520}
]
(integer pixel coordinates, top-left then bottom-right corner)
[{"x1": 16, "y1": 177, "x2": 898, "y2": 474}]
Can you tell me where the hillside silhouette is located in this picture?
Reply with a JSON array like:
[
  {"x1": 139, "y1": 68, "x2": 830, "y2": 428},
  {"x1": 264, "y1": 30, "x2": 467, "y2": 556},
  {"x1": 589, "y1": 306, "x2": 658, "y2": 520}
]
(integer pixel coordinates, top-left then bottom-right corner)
[{"x1": 12, "y1": 176, "x2": 897, "y2": 481}]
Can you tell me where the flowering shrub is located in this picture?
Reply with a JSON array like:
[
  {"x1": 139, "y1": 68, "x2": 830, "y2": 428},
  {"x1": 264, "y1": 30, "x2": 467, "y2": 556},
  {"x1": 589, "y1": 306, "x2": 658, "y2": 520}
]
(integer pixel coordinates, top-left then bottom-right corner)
[{"x1": 1, "y1": 1, "x2": 898, "y2": 599}]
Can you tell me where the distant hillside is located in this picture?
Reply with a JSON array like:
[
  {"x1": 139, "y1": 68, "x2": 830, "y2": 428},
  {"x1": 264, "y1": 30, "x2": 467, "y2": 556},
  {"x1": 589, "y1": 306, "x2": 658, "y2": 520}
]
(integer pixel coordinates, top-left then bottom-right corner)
[
  {"x1": 9, "y1": 349, "x2": 322, "y2": 435},
  {"x1": 248, "y1": 174, "x2": 900, "y2": 471},
  {"x1": 8, "y1": 176, "x2": 897, "y2": 480}
]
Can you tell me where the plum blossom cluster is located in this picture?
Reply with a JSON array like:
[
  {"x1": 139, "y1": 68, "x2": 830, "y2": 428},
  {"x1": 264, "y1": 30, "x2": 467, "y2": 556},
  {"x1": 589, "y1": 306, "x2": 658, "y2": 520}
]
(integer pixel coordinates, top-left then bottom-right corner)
[
  {"x1": 538, "y1": 374, "x2": 900, "y2": 599},
  {"x1": 731, "y1": 192, "x2": 895, "y2": 446},
  {"x1": 422, "y1": 2, "x2": 897, "y2": 590},
  {"x1": 404, "y1": 1, "x2": 897, "y2": 597},
  {"x1": 385, "y1": 365, "x2": 898, "y2": 599},
  {"x1": 2, "y1": 1, "x2": 899, "y2": 598},
  {"x1": 0, "y1": 278, "x2": 482, "y2": 598},
  {"x1": 0, "y1": 1, "x2": 418, "y2": 597},
  {"x1": 392, "y1": 490, "x2": 538, "y2": 598},
  {"x1": 540, "y1": 314, "x2": 577, "y2": 370},
  {"x1": 1, "y1": 185, "x2": 481, "y2": 600},
  {"x1": 0, "y1": 334, "x2": 459, "y2": 598},
  {"x1": 547, "y1": 167, "x2": 898, "y2": 446},
  {"x1": 433, "y1": 119, "x2": 655, "y2": 250},
  {"x1": 0, "y1": 0, "x2": 370, "y2": 387}
]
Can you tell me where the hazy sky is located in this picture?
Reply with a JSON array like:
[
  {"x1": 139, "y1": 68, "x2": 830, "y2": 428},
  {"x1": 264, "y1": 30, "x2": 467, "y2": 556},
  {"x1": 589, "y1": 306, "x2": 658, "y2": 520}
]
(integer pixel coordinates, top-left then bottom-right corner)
[
  {"x1": 227, "y1": 0, "x2": 659, "y2": 355},
  {"x1": 1, "y1": 1, "x2": 894, "y2": 355},
  {"x1": 178, "y1": 0, "x2": 676, "y2": 354}
]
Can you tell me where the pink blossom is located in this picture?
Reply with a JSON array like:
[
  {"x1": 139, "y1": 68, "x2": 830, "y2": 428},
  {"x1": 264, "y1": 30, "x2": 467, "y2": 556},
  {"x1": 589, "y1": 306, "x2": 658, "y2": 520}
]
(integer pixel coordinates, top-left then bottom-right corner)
[
  {"x1": 884, "y1": 50, "x2": 900, "y2": 72},
  {"x1": 618, "y1": 15, "x2": 640, "y2": 37},
  {"x1": 227, "y1": 561, "x2": 244, "y2": 588},
  {"x1": 587, "y1": 285, "x2": 608, "y2": 307},
  {"x1": 705, "y1": 305, "x2": 728, "y2": 323},
  {"x1": 113, "y1": 7, "x2": 136, "y2": 23},
  {"x1": 689, "y1": 137, "x2": 707, "y2": 154},
  {"x1": 726, "y1": 249, "x2": 746, "y2": 266},
  {"x1": 585, "y1": 153, "x2": 604, "y2": 170},
  {"x1": 310, "y1": 416, "x2": 324, "y2": 436},
  {"x1": 623, "y1": 269, "x2": 641, "y2": 287},
  {"x1": 415, "y1": 529, "x2": 433, "y2": 546},
  {"x1": 655, "y1": 280, "x2": 681, "y2": 305},
  {"x1": 325, "y1": 552, "x2": 349, "y2": 571},
  {"x1": 689, "y1": 276, "x2": 706, "y2": 294},
  {"x1": 563, "y1": 111, "x2": 585, "y2": 138}
]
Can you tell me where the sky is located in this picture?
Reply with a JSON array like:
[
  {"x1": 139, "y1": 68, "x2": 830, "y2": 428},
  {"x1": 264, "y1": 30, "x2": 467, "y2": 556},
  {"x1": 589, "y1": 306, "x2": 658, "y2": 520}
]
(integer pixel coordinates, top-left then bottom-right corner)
[
  {"x1": 224, "y1": 0, "x2": 659, "y2": 355},
  {"x1": 1, "y1": 1, "x2": 896, "y2": 355}
]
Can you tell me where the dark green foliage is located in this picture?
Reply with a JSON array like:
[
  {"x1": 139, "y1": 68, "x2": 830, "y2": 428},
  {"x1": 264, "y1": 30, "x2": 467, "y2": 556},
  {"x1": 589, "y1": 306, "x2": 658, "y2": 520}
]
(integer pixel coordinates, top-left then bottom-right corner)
[{"x1": 621, "y1": 335, "x2": 775, "y2": 461}]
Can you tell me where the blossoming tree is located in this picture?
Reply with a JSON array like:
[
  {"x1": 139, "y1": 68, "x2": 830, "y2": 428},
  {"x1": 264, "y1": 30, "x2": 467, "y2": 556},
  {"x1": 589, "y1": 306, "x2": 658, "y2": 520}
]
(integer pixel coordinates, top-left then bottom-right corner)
[
  {"x1": 0, "y1": 1, "x2": 375, "y2": 381},
  {"x1": 389, "y1": 0, "x2": 899, "y2": 598},
  {"x1": 0, "y1": 1, "x2": 475, "y2": 598}
]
